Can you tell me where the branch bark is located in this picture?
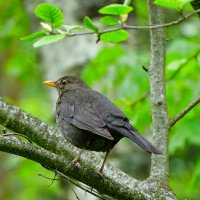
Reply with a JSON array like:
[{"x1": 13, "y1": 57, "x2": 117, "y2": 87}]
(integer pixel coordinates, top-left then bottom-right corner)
[
  {"x1": 148, "y1": 0, "x2": 172, "y2": 192},
  {"x1": 0, "y1": 98, "x2": 173, "y2": 200},
  {"x1": 67, "y1": 9, "x2": 200, "y2": 37},
  {"x1": 147, "y1": 2, "x2": 177, "y2": 199}
]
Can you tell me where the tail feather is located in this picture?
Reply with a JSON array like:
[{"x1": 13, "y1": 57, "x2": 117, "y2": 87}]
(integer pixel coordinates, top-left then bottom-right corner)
[
  {"x1": 129, "y1": 129, "x2": 162, "y2": 154},
  {"x1": 108, "y1": 124, "x2": 162, "y2": 154}
]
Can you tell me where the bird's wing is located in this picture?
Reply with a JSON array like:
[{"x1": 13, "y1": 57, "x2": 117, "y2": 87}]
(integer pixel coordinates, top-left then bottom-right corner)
[{"x1": 58, "y1": 101, "x2": 114, "y2": 140}]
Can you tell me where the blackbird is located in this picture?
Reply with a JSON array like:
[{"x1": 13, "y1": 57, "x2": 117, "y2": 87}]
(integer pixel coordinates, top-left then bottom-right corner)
[{"x1": 43, "y1": 76, "x2": 161, "y2": 175}]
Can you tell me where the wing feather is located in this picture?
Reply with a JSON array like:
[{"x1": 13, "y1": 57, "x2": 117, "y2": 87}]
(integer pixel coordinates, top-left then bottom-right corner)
[{"x1": 59, "y1": 101, "x2": 114, "y2": 140}]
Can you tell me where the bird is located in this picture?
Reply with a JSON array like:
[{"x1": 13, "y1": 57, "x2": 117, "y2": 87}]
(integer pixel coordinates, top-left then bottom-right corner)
[{"x1": 43, "y1": 75, "x2": 161, "y2": 176}]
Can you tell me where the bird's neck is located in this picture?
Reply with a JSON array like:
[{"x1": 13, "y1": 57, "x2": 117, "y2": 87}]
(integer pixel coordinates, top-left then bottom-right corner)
[{"x1": 59, "y1": 84, "x2": 89, "y2": 94}]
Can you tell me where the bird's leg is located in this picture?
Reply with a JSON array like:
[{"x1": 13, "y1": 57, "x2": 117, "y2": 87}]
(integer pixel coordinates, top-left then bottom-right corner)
[
  {"x1": 72, "y1": 148, "x2": 85, "y2": 164},
  {"x1": 98, "y1": 149, "x2": 111, "y2": 177},
  {"x1": 72, "y1": 140, "x2": 91, "y2": 164}
]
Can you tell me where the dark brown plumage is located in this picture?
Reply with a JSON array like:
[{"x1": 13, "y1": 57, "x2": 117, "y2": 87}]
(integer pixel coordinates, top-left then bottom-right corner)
[{"x1": 43, "y1": 76, "x2": 161, "y2": 175}]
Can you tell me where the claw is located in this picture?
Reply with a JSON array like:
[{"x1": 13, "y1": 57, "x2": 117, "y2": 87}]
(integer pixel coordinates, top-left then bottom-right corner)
[
  {"x1": 71, "y1": 148, "x2": 85, "y2": 165},
  {"x1": 98, "y1": 169, "x2": 104, "y2": 178},
  {"x1": 72, "y1": 155, "x2": 81, "y2": 164}
]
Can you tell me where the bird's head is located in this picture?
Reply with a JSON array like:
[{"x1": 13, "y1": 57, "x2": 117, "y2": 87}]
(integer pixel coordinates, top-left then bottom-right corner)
[{"x1": 43, "y1": 76, "x2": 88, "y2": 93}]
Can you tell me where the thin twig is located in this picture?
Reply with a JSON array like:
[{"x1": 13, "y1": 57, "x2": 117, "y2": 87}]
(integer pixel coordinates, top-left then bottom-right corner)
[
  {"x1": 168, "y1": 96, "x2": 200, "y2": 128},
  {"x1": 38, "y1": 172, "x2": 111, "y2": 200},
  {"x1": 72, "y1": 188, "x2": 81, "y2": 200},
  {"x1": 2, "y1": 129, "x2": 33, "y2": 144},
  {"x1": 124, "y1": 9, "x2": 200, "y2": 29},
  {"x1": 129, "y1": 92, "x2": 149, "y2": 108},
  {"x1": 70, "y1": 26, "x2": 123, "y2": 37},
  {"x1": 56, "y1": 171, "x2": 112, "y2": 200},
  {"x1": 50, "y1": 172, "x2": 58, "y2": 186},
  {"x1": 38, "y1": 174, "x2": 59, "y2": 181},
  {"x1": 38, "y1": 173, "x2": 60, "y2": 182},
  {"x1": 68, "y1": 9, "x2": 200, "y2": 37},
  {"x1": 168, "y1": 49, "x2": 200, "y2": 81}
]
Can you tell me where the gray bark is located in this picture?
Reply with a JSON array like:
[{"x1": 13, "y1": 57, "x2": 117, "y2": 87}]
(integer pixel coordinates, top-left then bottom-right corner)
[
  {"x1": 148, "y1": 1, "x2": 169, "y2": 179},
  {"x1": 147, "y1": 1, "x2": 176, "y2": 199}
]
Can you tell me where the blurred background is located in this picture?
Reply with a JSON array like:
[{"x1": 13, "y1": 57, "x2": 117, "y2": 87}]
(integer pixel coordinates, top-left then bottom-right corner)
[{"x1": 0, "y1": 0, "x2": 200, "y2": 199}]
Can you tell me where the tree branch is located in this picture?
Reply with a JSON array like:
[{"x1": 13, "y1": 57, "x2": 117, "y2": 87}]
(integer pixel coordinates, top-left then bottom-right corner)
[
  {"x1": 0, "y1": 135, "x2": 110, "y2": 200},
  {"x1": 129, "y1": 92, "x2": 149, "y2": 108},
  {"x1": 125, "y1": 8, "x2": 200, "y2": 29},
  {"x1": 168, "y1": 49, "x2": 200, "y2": 81},
  {"x1": 67, "y1": 9, "x2": 200, "y2": 37},
  {"x1": 148, "y1": 0, "x2": 169, "y2": 182},
  {"x1": 1, "y1": 98, "x2": 171, "y2": 199},
  {"x1": 168, "y1": 96, "x2": 200, "y2": 128}
]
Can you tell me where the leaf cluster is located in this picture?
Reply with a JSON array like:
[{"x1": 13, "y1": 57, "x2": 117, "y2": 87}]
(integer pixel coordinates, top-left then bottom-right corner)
[
  {"x1": 22, "y1": 3, "x2": 134, "y2": 47},
  {"x1": 21, "y1": 0, "x2": 195, "y2": 47}
]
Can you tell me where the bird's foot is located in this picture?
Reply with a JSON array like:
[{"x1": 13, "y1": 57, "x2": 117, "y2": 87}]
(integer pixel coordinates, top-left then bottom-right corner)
[
  {"x1": 72, "y1": 155, "x2": 81, "y2": 164},
  {"x1": 98, "y1": 166, "x2": 104, "y2": 178},
  {"x1": 98, "y1": 170, "x2": 104, "y2": 178},
  {"x1": 71, "y1": 149, "x2": 84, "y2": 165}
]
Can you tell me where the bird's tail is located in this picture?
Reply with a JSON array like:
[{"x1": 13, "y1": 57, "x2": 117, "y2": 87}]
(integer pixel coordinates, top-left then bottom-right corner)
[
  {"x1": 109, "y1": 125, "x2": 162, "y2": 154},
  {"x1": 128, "y1": 129, "x2": 162, "y2": 154}
]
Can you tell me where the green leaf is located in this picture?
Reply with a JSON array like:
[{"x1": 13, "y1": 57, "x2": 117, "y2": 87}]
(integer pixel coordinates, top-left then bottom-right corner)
[
  {"x1": 154, "y1": 0, "x2": 193, "y2": 10},
  {"x1": 21, "y1": 31, "x2": 46, "y2": 41},
  {"x1": 83, "y1": 16, "x2": 99, "y2": 32},
  {"x1": 33, "y1": 34, "x2": 65, "y2": 48},
  {"x1": 62, "y1": 25, "x2": 83, "y2": 32},
  {"x1": 34, "y1": 3, "x2": 64, "y2": 28},
  {"x1": 100, "y1": 30, "x2": 129, "y2": 43},
  {"x1": 100, "y1": 16, "x2": 120, "y2": 25},
  {"x1": 99, "y1": 4, "x2": 133, "y2": 15}
]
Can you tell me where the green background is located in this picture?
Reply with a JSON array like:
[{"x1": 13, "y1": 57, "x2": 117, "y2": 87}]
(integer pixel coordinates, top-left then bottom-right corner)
[{"x1": 0, "y1": 1, "x2": 200, "y2": 199}]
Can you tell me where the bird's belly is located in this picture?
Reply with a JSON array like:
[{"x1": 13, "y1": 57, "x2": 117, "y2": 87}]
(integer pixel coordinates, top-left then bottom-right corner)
[
  {"x1": 59, "y1": 122, "x2": 89, "y2": 148},
  {"x1": 58, "y1": 121, "x2": 121, "y2": 152}
]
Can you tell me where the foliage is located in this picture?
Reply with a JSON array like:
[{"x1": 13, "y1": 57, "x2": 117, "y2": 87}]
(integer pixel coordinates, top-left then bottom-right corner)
[
  {"x1": 21, "y1": 0, "x2": 197, "y2": 47},
  {"x1": 22, "y1": 3, "x2": 133, "y2": 46}
]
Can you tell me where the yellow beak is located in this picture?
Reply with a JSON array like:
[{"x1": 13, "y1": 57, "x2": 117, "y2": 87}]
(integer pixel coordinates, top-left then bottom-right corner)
[{"x1": 43, "y1": 80, "x2": 56, "y2": 87}]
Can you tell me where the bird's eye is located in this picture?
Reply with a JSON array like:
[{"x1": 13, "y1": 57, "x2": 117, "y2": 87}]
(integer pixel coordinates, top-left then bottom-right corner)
[{"x1": 62, "y1": 80, "x2": 67, "y2": 85}]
